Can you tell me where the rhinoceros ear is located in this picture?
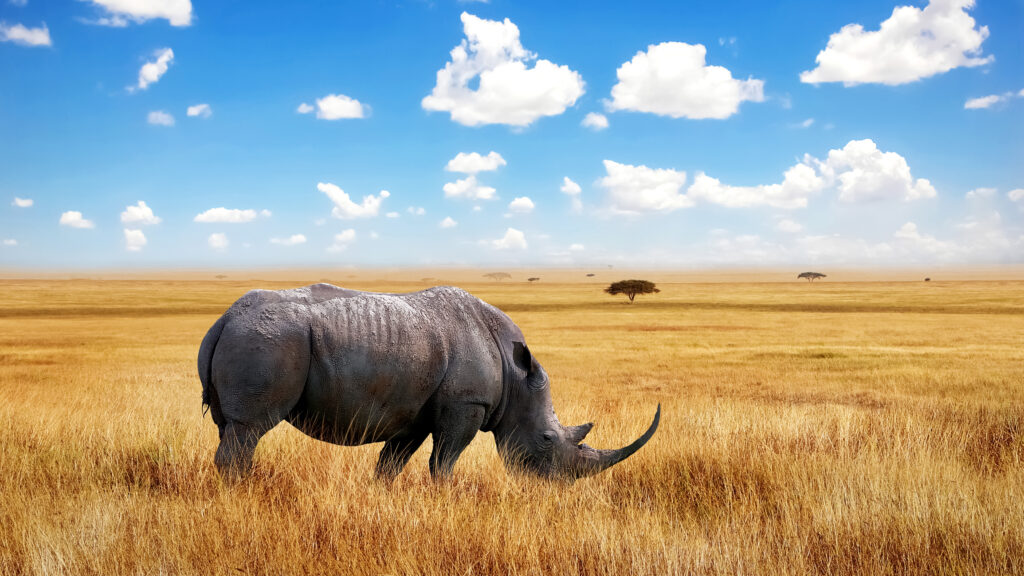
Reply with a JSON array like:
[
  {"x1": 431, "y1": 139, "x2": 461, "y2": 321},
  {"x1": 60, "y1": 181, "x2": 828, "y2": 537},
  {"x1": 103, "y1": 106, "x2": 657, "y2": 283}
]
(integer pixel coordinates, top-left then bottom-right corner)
[{"x1": 512, "y1": 341, "x2": 533, "y2": 375}]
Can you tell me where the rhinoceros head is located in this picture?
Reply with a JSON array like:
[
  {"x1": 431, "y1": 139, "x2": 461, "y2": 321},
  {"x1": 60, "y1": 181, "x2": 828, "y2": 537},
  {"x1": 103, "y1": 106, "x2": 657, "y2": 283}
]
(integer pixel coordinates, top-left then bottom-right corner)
[{"x1": 492, "y1": 342, "x2": 660, "y2": 481}]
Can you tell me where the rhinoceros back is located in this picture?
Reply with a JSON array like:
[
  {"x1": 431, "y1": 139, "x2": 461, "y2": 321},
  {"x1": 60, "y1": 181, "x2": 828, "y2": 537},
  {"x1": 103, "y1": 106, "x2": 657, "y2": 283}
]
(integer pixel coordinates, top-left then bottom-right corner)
[
  {"x1": 207, "y1": 285, "x2": 509, "y2": 446},
  {"x1": 293, "y1": 286, "x2": 505, "y2": 444}
]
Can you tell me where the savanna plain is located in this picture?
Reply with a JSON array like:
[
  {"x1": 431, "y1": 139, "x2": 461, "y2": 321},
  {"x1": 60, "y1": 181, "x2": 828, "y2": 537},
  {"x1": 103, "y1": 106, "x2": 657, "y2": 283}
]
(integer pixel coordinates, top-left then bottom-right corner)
[{"x1": 0, "y1": 273, "x2": 1022, "y2": 575}]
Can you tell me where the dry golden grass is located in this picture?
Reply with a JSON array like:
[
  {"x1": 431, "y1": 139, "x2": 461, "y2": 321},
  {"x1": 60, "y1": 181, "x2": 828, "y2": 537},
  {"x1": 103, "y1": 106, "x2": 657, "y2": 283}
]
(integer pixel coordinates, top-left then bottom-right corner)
[{"x1": 0, "y1": 276, "x2": 1021, "y2": 575}]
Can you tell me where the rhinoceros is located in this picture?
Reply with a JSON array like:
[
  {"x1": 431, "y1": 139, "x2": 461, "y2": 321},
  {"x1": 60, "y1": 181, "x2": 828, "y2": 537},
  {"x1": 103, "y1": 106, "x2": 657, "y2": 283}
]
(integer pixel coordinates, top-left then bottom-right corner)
[{"x1": 198, "y1": 283, "x2": 659, "y2": 481}]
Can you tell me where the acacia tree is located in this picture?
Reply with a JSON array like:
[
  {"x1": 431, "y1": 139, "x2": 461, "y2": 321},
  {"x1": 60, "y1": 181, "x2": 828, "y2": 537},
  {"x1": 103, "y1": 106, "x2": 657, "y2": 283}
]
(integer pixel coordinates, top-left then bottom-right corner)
[
  {"x1": 483, "y1": 272, "x2": 511, "y2": 281},
  {"x1": 527, "y1": 277, "x2": 540, "y2": 283},
  {"x1": 797, "y1": 272, "x2": 826, "y2": 282},
  {"x1": 605, "y1": 279, "x2": 659, "y2": 303}
]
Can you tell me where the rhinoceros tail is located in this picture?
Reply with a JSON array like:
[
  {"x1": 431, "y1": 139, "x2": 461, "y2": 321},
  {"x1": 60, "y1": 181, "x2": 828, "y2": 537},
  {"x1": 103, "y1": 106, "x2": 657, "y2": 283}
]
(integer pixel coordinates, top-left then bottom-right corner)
[{"x1": 198, "y1": 315, "x2": 227, "y2": 427}]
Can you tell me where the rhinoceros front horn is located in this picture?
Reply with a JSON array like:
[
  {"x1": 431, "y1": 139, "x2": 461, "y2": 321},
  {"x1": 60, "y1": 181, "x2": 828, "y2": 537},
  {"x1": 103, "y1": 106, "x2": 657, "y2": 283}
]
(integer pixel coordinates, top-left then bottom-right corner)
[{"x1": 569, "y1": 404, "x2": 660, "y2": 479}]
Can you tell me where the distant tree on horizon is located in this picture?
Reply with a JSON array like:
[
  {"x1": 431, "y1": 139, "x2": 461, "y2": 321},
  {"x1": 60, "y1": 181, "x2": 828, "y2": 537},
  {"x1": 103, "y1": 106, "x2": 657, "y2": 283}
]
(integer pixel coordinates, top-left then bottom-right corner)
[
  {"x1": 605, "y1": 279, "x2": 659, "y2": 303},
  {"x1": 528, "y1": 277, "x2": 540, "y2": 283},
  {"x1": 483, "y1": 272, "x2": 511, "y2": 281},
  {"x1": 798, "y1": 272, "x2": 827, "y2": 282}
]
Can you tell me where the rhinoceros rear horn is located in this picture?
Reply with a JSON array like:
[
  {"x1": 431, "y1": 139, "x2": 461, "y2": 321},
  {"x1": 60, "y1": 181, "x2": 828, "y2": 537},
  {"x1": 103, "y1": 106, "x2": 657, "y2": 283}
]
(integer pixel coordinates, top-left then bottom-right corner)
[
  {"x1": 571, "y1": 404, "x2": 660, "y2": 478},
  {"x1": 565, "y1": 422, "x2": 594, "y2": 444}
]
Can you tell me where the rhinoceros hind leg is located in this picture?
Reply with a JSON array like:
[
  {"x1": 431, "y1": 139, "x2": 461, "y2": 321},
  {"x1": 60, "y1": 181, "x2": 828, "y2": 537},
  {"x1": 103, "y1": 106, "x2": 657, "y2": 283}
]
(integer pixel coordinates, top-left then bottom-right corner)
[
  {"x1": 215, "y1": 420, "x2": 272, "y2": 480},
  {"x1": 429, "y1": 404, "x2": 486, "y2": 480},
  {"x1": 375, "y1": 428, "x2": 430, "y2": 482}
]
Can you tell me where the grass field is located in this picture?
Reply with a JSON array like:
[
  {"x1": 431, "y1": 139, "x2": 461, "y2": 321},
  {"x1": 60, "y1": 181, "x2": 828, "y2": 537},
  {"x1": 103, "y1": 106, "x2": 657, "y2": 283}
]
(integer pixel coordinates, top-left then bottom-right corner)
[{"x1": 1, "y1": 276, "x2": 1022, "y2": 575}]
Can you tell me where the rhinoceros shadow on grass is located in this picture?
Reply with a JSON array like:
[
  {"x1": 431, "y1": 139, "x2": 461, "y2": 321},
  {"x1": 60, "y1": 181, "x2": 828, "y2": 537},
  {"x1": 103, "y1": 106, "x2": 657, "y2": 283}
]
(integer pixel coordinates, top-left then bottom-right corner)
[{"x1": 198, "y1": 283, "x2": 659, "y2": 482}]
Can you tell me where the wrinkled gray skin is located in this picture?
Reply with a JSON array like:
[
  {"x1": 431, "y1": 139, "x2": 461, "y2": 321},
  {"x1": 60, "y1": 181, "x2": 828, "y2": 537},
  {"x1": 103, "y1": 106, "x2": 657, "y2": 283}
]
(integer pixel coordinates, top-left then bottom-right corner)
[{"x1": 198, "y1": 283, "x2": 659, "y2": 481}]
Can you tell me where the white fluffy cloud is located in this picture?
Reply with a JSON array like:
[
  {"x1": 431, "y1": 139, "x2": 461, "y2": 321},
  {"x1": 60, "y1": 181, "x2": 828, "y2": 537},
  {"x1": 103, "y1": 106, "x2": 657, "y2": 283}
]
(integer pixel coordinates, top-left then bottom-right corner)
[
  {"x1": 147, "y1": 110, "x2": 174, "y2": 126},
  {"x1": 695, "y1": 230, "x2": 975, "y2": 267},
  {"x1": 314, "y1": 94, "x2": 368, "y2": 120},
  {"x1": 965, "y1": 94, "x2": 1002, "y2": 109},
  {"x1": 187, "y1": 103, "x2": 212, "y2": 118},
  {"x1": 194, "y1": 207, "x2": 270, "y2": 223},
  {"x1": 964, "y1": 90, "x2": 1023, "y2": 110},
  {"x1": 688, "y1": 163, "x2": 825, "y2": 209},
  {"x1": 892, "y1": 222, "x2": 956, "y2": 258},
  {"x1": 607, "y1": 42, "x2": 764, "y2": 119},
  {"x1": 560, "y1": 177, "x2": 582, "y2": 212},
  {"x1": 407, "y1": 206, "x2": 425, "y2": 216},
  {"x1": 208, "y1": 233, "x2": 228, "y2": 250},
  {"x1": 270, "y1": 234, "x2": 306, "y2": 246},
  {"x1": 1009, "y1": 189, "x2": 1024, "y2": 205},
  {"x1": 445, "y1": 152, "x2": 503, "y2": 202},
  {"x1": 800, "y1": 0, "x2": 991, "y2": 86},
  {"x1": 950, "y1": 211, "x2": 1021, "y2": 261},
  {"x1": 581, "y1": 112, "x2": 608, "y2": 130},
  {"x1": 317, "y1": 183, "x2": 389, "y2": 219},
  {"x1": 124, "y1": 228, "x2": 146, "y2": 251},
  {"x1": 60, "y1": 211, "x2": 94, "y2": 229},
  {"x1": 693, "y1": 139, "x2": 933, "y2": 208},
  {"x1": 623, "y1": 215, "x2": 1023, "y2": 266},
  {"x1": 12, "y1": 197, "x2": 33, "y2": 208},
  {"x1": 599, "y1": 160, "x2": 693, "y2": 214},
  {"x1": 491, "y1": 227, "x2": 527, "y2": 250},
  {"x1": 422, "y1": 12, "x2": 585, "y2": 127},
  {"x1": 296, "y1": 102, "x2": 314, "y2": 114},
  {"x1": 440, "y1": 216, "x2": 458, "y2": 229},
  {"x1": 120, "y1": 201, "x2": 161, "y2": 225},
  {"x1": 0, "y1": 22, "x2": 51, "y2": 46},
  {"x1": 2, "y1": 239, "x2": 17, "y2": 247},
  {"x1": 603, "y1": 139, "x2": 934, "y2": 212},
  {"x1": 87, "y1": 0, "x2": 193, "y2": 27},
  {"x1": 135, "y1": 48, "x2": 173, "y2": 91},
  {"x1": 815, "y1": 139, "x2": 936, "y2": 202},
  {"x1": 789, "y1": 222, "x2": 1017, "y2": 266},
  {"x1": 966, "y1": 187, "x2": 996, "y2": 199},
  {"x1": 955, "y1": 211, "x2": 999, "y2": 231},
  {"x1": 328, "y1": 229, "x2": 356, "y2": 252},
  {"x1": 776, "y1": 219, "x2": 803, "y2": 233},
  {"x1": 507, "y1": 196, "x2": 534, "y2": 214},
  {"x1": 443, "y1": 175, "x2": 496, "y2": 200},
  {"x1": 446, "y1": 151, "x2": 506, "y2": 174}
]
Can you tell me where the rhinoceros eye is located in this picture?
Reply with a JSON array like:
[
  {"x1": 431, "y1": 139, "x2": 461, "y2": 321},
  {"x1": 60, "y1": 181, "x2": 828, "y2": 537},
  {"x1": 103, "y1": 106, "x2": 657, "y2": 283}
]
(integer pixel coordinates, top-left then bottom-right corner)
[{"x1": 540, "y1": 431, "x2": 555, "y2": 449}]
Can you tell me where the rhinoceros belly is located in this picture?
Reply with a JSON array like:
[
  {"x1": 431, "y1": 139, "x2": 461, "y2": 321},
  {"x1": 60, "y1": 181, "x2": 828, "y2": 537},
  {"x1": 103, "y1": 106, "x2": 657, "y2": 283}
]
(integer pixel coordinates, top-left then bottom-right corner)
[{"x1": 286, "y1": 295, "x2": 448, "y2": 445}]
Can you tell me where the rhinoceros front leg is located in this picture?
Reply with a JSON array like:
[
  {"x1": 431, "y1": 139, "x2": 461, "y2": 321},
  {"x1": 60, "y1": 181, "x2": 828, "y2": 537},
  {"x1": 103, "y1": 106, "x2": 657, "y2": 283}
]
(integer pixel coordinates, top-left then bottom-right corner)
[
  {"x1": 375, "y1": 428, "x2": 430, "y2": 482},
  {"x1": 429, "y1": 404, "x2": 486, "y2": 480}
]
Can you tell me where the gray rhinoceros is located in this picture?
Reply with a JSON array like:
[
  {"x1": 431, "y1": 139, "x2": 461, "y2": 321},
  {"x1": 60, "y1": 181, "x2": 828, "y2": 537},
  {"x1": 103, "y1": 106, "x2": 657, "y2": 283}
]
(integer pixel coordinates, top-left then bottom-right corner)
[{"x1": 198, "y1": 283, "x2": 659, "y2": 481}]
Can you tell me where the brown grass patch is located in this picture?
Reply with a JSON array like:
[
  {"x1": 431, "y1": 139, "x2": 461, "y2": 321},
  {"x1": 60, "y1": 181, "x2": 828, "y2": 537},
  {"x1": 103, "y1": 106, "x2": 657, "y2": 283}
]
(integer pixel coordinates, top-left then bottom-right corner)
[{"x1": 0, "y1": 278, "x2": 1022, "y2": 575}]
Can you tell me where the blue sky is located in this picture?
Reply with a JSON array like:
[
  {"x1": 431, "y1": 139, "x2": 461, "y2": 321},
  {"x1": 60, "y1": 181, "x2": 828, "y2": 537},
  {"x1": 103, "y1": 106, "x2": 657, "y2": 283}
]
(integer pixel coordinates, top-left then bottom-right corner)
[{"x1": 1, "y1": 0, "x2": 1022, "y2": 269}]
